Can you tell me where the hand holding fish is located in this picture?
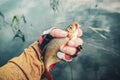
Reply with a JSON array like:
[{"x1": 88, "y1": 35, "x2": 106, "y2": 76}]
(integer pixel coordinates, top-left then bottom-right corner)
[
  {"x1": 39, "y1": 22, "x2": 83, "y2": 80},
  {"x1": 50, "y1": 26, "x2": 83, "y2": 60},
  {"x1": 0, "y1": 22, "x2": 83, "y2": 80}
]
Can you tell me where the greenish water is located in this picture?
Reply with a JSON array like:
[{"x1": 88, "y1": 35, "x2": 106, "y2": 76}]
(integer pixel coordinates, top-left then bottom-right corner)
[{"x1": 0, "y1": 0, "x2": 120, "y2": 80}]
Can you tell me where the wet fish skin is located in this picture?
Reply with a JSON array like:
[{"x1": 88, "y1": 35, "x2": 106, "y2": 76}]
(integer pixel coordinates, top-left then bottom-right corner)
[{"x1": 44, "y1": 37, "x2": 69, "y2": 72}]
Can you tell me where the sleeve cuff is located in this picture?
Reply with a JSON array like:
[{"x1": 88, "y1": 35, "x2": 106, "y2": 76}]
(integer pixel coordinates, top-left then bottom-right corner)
[{"x1": 30, "y1": 41, "x2": 43, "y2": 60}]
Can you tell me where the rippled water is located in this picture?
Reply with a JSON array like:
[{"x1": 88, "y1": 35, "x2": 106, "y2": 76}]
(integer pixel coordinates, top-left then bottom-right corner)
[{"x1": 0, "y1": 0, "x2": 120, "y2": 80}]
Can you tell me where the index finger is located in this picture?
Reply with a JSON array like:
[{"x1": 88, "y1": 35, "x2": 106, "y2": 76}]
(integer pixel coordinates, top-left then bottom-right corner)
[{"x1": 50, "y1": 29, "x2": 68, "y2": 38}]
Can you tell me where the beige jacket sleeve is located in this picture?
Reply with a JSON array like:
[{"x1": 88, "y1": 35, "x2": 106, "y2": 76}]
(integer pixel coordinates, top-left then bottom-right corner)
[{"x1": 0, "y1": 41, "x2": 45, "y2": 80}]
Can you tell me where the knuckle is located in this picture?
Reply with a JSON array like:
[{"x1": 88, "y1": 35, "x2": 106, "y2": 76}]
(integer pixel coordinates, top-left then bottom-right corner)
[
  {"x1": 66, "y1": 47, "x2": 76, "y2": 55},
  {"x1": 74, "y1": 38, "x2": 83, "y2": 46}
]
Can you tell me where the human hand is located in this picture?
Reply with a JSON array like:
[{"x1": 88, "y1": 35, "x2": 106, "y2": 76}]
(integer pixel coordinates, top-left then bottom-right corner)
[
  {"x1": 39, "y1": 23, "x2": 83, "y2": 61},
  {"x1": 50, "y1": 27, "x2": 83, "y2": 61},
  {"x1": 39, "y1": 23, "x2": 83, "y2": 80}
]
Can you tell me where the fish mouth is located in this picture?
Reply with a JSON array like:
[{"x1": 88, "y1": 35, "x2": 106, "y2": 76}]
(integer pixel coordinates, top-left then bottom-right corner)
[
  {"x1": 70, "y1": 22, "x2": 80, "y2": 39},
  {"x1": 74, "y1": 22, "x2": 80, "y2": 30},
  {"x1": 75, "y1": 23, "x2": 80, "y2": 30}
]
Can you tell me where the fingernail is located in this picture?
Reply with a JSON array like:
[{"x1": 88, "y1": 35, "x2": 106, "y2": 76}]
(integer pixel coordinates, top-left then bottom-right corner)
[{"x1": 60, "y1": 31, "x2": 67, "y2": 35}]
